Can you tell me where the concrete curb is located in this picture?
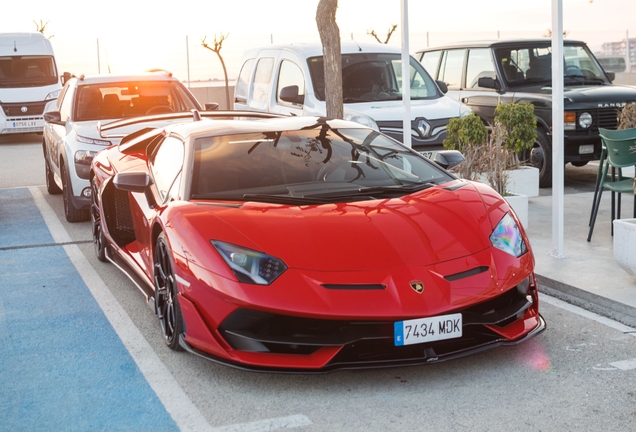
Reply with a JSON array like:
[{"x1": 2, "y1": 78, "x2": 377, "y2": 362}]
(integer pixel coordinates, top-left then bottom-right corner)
[{"x1": 537, "y1": 274, "x2": 636, "y2": 328}]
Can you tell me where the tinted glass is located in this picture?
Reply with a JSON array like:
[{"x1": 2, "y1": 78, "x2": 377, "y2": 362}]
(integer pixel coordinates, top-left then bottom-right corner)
[
  {"x1": 307, "y1": 53, "x2": 439, "y2": 102},
  {"x1": 0, "y1": 55, "x2": 58, "y2": 88},
  {"x1": 151, "y1": 136, "x2": 184, "y2": 201},
  {"x1": 420, "y1": 50, "x2": 442, "y2": 77},
  {"x1": 277, "y1": 60, "x2": 305, "y2": 104},
  {"x1": 465, "y1": 48, "x2": 496, "y2": 89},
  {"x1": 74, "y1": 81, "x2": 198, "y2": 121},
  {"x1": 496, "y1": 44, "x2": 608, "y2": 87},
  {"x1": 235, "y1": 58, "x2": 255, "y2": 101},
  {"x1": 191, "y1": 125, "x2": 453, "y2": 204},
  {"x1": 439, "y1": 49, "x2": 465, "y2": 89}
]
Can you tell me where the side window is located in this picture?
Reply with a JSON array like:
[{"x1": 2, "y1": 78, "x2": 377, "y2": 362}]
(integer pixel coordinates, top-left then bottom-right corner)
[
  {"x1": 235, "y1": 58, "x2": 255, "y2": 103},
  {"x1": 58, "y1": 85, "x2": 75, "y2": 121},
  {"x1": 251, "y1": 57, "x2": 274, "y2": 103},
  {"x1": 276, "y1": 60, "x2": 305, "y2": 105},
  {"x1": 420, "y1": 50, "x2": 442, "y2": 78},
  {"x1": 465, "y1": 48, "x2": 497, "y2": 89},
  {"x1": 151, "y1": 136, "x2": 184, "y2": 202},
  {"x1": 439, "y1": 49, "x2": 465, "y2": 90}
]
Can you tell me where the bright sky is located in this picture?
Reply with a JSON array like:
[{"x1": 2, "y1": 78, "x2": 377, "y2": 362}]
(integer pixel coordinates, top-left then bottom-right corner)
[{"x1": 2, "y1": 0, "x2": 634, "y2": 80}]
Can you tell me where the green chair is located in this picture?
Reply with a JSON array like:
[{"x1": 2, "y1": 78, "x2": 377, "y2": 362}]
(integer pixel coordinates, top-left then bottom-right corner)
[{"x1": 587, "y1": 127, "x2": 636, "y2": 242}]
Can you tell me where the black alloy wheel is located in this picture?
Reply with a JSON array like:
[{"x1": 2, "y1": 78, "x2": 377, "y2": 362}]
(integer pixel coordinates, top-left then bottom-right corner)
[
  {"x1": 91, "y1": 177, "x2": 107, "y2": 262},
  {"x1": 154, "y1": 232, "x2": 184, "y2": 351},
  {"x1": 61, "y1": 163, "x2": 89, "y2": 222}
]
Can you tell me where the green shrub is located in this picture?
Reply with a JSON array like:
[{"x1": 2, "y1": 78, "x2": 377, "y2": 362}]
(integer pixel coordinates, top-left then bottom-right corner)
[{"x1": 493, "y1": 102, "x2": 537, "y2": 153}]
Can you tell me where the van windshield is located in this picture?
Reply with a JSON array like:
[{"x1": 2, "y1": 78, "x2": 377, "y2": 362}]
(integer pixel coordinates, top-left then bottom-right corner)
[
  {"x1": 0, "y1": 55, "x2": 58, "y2": 88},
  {"x1": 307, "y1": 53, "x2": 440, "y2": 103}
]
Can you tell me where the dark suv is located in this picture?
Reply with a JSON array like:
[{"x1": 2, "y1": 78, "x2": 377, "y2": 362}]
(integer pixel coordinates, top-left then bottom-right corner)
[{"x1": 417, "y1": 39, "x2": 636, "y2": 187}]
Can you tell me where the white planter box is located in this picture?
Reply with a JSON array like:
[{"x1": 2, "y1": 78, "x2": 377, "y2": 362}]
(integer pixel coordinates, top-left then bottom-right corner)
[
  {"x1": 477, "y1": 166, "x2": 539, "y2": 198},
  {"x1": 613, "y1": 218, "x2": 636, "y2": 278},
  {"x1": 504, "y1": 193, "x2": 529, "y2": 229}
]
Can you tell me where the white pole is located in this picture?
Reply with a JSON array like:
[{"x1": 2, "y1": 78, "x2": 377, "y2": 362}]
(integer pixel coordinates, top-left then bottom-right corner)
[
  {"x1": 551, "y1": 0, "x2": 566, "y2": 258},
  {"x1": 186, "y1": 35, "x2": 191, "y2": 88},
  {"x1": 400, "y1": 0, "x2": 412, "y2": 148},
  {"x1": 626, "y1": 30, "x2": 630, "y2": 73},
  {"x1": 96, "y1": 38, "x2": 100, "y2": 74}
]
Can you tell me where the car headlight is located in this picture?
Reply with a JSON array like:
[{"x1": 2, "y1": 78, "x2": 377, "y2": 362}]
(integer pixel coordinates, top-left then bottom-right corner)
[
  {"x1": 77, "y1": 135, "x2": 112, "y2": 146},
  {"x1": 46, "y1": 89, "x2": 61, "y2": 100},
  {"x1": 490, "y1": 212, "x2": 528, "y2": 258},
  {"x1": 579, "y1": 112, "x2": 592, "y2": 129},
  {"x1": 74, "y1": 150, "x2": 98, "y2": 164},
  {"x1": 344, "y1": 111, "x2": 379, "y2": 131},
  {"x1": 211, "y1": 241, "x2": 287, "y2": 285}
]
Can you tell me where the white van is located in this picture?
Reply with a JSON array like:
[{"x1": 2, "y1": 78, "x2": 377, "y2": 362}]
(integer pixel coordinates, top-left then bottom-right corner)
[
  {"x1": 234, "y1": 42, "x2": 470, "y2": 155},
  {"x1": 0, "y1": 32, "x2": 62, "y2": 135}
]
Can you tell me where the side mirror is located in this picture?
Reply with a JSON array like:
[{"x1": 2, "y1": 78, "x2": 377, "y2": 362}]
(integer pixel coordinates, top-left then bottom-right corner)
[
  {"x1": 477, "y1": 77, "x2": 500, "y2": 90},
  {"x1": 113, "y1": 171, "x2": 157, "y2": 208},
  {"x1": 43, "y1": 111, "x2": 65, "y2": 126},
  {"x1": 205, "y1": 102, "x2": 219, "y2": 111},
  {"x1": 113, "y1": 172, "x2": 151, "y2": 193},
  {"x1": 607, "y1": 72, "x2": 616, "y2": 82},
  {"x1": 61, "y1": 71, "x2": 72, "y2": 86},
  {"x1": 279, "y1": 85, "x2": 305, "y2": 105},
  {"x1": 433, "y1": 150, "x2": 465, "y2": 170},
  {"x1": 435, "y1": 80, "x2": 449, "y2": 94}
]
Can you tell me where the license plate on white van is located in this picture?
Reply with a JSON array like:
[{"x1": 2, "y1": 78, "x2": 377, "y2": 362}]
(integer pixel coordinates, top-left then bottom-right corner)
[{"x1": 8, "y1": 120, "x2": 40, "y2": 129}]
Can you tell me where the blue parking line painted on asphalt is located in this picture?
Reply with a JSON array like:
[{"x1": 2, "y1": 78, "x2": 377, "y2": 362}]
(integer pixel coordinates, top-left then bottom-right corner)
[{"x1": 0, "y1": 189, "x2": 179, "y2": 432}]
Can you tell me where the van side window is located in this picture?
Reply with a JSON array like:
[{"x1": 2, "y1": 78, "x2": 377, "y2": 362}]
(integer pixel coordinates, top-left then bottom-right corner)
[
  {"x1": 465, "y1": 48, "x2": 497, "y2": 89},
  {"x1": 420, "y1": 50, "x2": 442, "y2": 78},
  {"x1": 251, "y1": 57, "x2": 274, "y2": 103},
  {"x1": 439, "y1": 49, "x2": 465, "y2": 89},
  {"x1": 277, "y1": 60, "x2": 305, "y2": 106},
  {"x1": 235, "y1": 58, "x2": 255, "y2": 103}
]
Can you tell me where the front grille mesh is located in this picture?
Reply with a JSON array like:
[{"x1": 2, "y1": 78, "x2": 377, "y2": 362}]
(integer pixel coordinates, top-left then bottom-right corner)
[{"x1": 1, "y1": 102, "x2": 47, "y2": 117}]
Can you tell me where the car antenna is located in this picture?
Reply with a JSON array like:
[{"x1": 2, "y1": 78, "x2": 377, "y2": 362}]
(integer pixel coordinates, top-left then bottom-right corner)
[{"x1": 351, "y1": 33, "x2": 362, "y2": 51}]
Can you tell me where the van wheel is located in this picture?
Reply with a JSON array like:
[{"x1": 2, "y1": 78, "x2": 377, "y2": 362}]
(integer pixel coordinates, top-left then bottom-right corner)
[{"x1": 62, "y1": 164, "x2": 89, "y2": 222}]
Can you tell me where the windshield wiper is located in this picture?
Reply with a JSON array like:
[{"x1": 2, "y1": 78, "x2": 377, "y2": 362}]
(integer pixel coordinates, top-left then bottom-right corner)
[
  {"x1": 564, "y1": 75, "x2": 605, "y2": 84},
  {"x1": 303, "y1": 182, "x2": 436, "y2": 199}
]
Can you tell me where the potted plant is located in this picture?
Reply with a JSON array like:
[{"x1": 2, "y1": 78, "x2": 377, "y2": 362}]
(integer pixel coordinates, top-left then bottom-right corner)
[{"x1": 443, "y1": 102, "x2": 538, "y2": 227}]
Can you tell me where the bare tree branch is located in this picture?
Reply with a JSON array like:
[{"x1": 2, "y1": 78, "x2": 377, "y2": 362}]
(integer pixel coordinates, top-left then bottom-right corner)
[
  {"x1": 367, "y1": 24, "x2": 397, "y2": 44},
  {"x1": 201, "y1": 33, "x2": 230, "y2": 109},
  {"x1": 33, "y1": 19, "x2": 54, "y2": 38}
]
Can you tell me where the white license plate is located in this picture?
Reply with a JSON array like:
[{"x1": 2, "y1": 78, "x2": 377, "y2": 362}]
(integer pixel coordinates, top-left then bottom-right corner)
[
  {"x1": 9, "y1": 120, "x2": 39, "y2": 128},
  {"x1": 394, "y1": 313, "x2": 462, "y2": 346}
]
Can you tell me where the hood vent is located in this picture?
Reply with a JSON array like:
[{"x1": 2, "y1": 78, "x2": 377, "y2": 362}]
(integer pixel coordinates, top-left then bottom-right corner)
[
  {"x1": 444, "y1": 266, "x2": 489, "y2": 282},
  {"x1": 322, "y1": 284, "x2": 386, "y2": 290}
]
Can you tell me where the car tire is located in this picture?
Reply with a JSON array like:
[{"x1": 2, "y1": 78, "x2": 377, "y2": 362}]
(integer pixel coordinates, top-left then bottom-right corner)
[
  {"x1": 91, "y1": 177, "x2": 107, "y2": 262},
  {"x1": 61, "y1": 163, "x2": 89, "y2": 222},
  {"x1": 154, "y1": 232, "x2": 184, "y2": 351},
  {"x1": 43, "y1": 145, "x2": 61, "y2": 195},
  {"x1": 571, "y1": 161, "x2": 589, "y2": 167},
  {"x1": 522, "y1": 128, "x2": 552, "y2": 188}
]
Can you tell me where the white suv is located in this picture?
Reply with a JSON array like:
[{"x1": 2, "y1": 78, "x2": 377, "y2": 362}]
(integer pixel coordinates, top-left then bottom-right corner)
[
  {"x1": 43, "y1": 71, "x2": 203, "y2": 221},
  {"x1": 234, "y1": 42, "x2": 471, "y2": 157}
]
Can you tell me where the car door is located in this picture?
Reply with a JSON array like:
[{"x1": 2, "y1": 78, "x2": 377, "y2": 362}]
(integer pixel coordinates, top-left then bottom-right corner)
[
  {"x1": 437, "y1": 49, "x2": 466, "y2": 103},
  {"x1": 48, "y1": 83, "x2": 76, "y2": 174},
  {"x1": 129, "y1": 135, "x2": 185, "y2": 274},
  {"x1": 269, "y1": 54, "x2": 306, "y2": 117},
  {"x1": 458, "y1": 48, "x2": 503, "y2": 125}
]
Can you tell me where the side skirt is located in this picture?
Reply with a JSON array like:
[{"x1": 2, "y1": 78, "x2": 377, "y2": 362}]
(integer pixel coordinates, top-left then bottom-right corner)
[{"x1": 106, "y1": 245, "x2": 156, "y2": 312}]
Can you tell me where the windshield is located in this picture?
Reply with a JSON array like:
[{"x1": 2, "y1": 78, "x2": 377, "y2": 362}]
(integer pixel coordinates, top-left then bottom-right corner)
[
  {"x1": 0, "y1": 55, "x2": 58, "y2": 88},
  {"x1": 74, "y1": 81, "x2": 200, "y2": 121},
  {"x1": 307, "y1": 53, "x2": 440, "y2": 103},
  {"x1": 496, "y1": 44, "x2": 608, "y2": 87},
  {"x1": 191, "y1": 123, "x2": 453, "y2": 205}
]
